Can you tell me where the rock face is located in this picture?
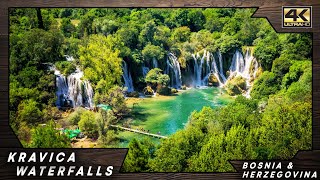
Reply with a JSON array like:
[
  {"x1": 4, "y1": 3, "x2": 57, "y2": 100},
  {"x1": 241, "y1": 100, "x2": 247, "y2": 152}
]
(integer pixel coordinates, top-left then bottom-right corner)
[{"x1": 208, "y1": 74, "x2": 220, "y2": 87}]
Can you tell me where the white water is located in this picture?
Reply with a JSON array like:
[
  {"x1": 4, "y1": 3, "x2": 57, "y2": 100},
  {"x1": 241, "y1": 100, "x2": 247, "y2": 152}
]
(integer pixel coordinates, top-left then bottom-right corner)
[
  {"x1": 53, "y1": 65, "x2": 94, "y2": 109},
  {"x1": 166, "y1": 53, "x2": 182, "y2": 88},
  {"x1": 227, "y1": 48, "x2": 259, "y2": 87},
  {"x1": 210, "y1": 53, "x2": 224, "y2": 86},
  {"x1": 191, "y1": 50, "x2": 226, "y2": 87},
  {"x1": 64, "y1": 55, "x2": 74, "y2": 62},
  {"x1": 121, "y1": 48, "x2": 259, "y2": 97},
  {"x1": 192, "y1": 50, "x2": 206, "y2": 86},
  {"x1": 122, "y1": 61, "x2": 134, "y2": 92}
]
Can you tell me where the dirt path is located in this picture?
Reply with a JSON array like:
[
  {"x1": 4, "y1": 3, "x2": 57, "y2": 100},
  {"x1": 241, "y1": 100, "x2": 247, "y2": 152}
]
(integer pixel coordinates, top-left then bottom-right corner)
[{"x1": 71, "y1": 137, "x2": 98, "y2": 148}]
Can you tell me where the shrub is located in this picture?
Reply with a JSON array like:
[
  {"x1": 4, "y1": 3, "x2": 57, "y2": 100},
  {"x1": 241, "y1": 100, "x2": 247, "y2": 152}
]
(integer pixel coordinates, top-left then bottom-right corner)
[
  {"x1": 143, "y1": 86, "x2": 154, "y2": 96},
  {"x1": 67, "y1": 107, "x2": 86, "y2": 125},
  {"x1": 251, "y1": 71, "x2": 280, "y2": 99},
  {"x1": 78, "y1": 110, "x2": 98, "y2": 137},
  {"x1": 225, "y1": 76, "x2": 246, "y2": 96},
  {"x1": 55, "y1": 61, "x2": 76, "y2": 76}
]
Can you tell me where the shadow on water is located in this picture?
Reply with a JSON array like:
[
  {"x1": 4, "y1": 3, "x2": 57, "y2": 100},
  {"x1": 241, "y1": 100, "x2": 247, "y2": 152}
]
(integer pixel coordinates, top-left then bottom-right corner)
[{"x1": 128, "y1": 105, "x2": 152, "y2": 123}]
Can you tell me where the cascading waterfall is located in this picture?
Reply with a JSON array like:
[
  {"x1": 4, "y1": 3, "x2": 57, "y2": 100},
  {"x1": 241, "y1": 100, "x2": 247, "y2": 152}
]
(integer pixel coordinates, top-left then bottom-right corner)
[
  {"x1": 229, "y1": 50, "x2": 245, "y2": 78},
  {"x1": 166, "y1": 53, "x2": 182, "y2": 88},
  {"x1": 227, "y1": 48, "x2": 259, "y2": 88},
  {"x1": 122, "y1": 61, "x2": 134, "y2": 92},
  {"x1": 210, "y1": 53, "x2": 224, "y2": 86},
  {"x1": 192, "y1": 50, "x2": 206, "y2": 86},
  {"x1": 116, "y1": 48, "x2": 259, "y2": 97},
  {"x1": 53, "y1": 66, "x2": 94, "y2": 109},
  {"x1": 191, "y1": 50, "x2": 225, "y2": 87}
]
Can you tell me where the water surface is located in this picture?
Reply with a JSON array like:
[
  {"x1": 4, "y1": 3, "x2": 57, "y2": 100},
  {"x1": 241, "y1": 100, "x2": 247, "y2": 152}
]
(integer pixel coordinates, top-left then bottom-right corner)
[{"x1": 117, "y1": 87, "x2": 232, "y2": 147}]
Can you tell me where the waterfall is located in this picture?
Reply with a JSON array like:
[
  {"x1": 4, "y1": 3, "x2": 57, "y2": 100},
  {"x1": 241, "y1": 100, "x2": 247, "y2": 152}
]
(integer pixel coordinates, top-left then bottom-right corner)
[
  {"x1": 53, "y1": 66, "x2": 94, "y2": 109},
  {"x1": 229, "y1": 50, "x2": 245, "y2": 78},
  {"x1": 63, "y1": 55, "x2": 74, "y2": 62},
  {"x1": 142, "y1": 66, "x2": 150, "y2": 77},
  {"x1": 192, "y1": 50, "x2": 206, "y2": 86},
  {"x1": 210, "y1": 53, "x2": 224, "y2": 86},
  {"x1": 217, "y1": 51, "x2": 227, "y2": 82},
  {"x1": 166, "y1": 53, "x2": 182, "y2": 88},
  {"x1": 152, "y1": 57, "x2": 158, "y2": 68},
  {"x1": 122, "y1": 61, "x2": 134, "y2": 92},
  {"x1": 227, "y1": 48, "x2": 259, "y2": 88}
]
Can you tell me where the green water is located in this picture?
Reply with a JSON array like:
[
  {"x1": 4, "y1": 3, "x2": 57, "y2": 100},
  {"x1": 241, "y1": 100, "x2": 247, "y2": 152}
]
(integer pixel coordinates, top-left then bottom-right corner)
[{"x1": 117, "y1": 87, "x2": 232, "y2": 147}]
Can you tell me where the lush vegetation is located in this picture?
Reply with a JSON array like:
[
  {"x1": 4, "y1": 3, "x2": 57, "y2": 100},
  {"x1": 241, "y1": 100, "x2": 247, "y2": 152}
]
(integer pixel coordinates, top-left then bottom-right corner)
[{"x1": 9, "y1": 8, "x2": 311, "y2": 172}]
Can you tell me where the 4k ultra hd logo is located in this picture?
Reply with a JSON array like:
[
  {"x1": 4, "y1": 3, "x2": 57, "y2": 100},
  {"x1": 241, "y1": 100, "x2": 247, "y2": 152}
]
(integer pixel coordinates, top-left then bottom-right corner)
[{"x1": 282, "y1": 6, "x2": 312, "y2": 28}]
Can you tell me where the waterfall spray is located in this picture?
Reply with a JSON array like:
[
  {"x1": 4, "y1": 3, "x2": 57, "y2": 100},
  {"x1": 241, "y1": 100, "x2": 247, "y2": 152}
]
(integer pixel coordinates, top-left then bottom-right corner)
[
  {"x1": 166, "y1": 53, "x2": 182, "y2": 88},
  {"x1": 53, "y1": 65, "x2": 94, "y2": 109},
  {"x1": 122, "y1": 61, "x2": 134, "y2": 92}
]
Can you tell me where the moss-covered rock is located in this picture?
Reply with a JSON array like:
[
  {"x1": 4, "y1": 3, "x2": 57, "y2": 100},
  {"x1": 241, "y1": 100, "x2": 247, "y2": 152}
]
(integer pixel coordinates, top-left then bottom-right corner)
[
  {"x1": 157, "y1": 85, "x2": 170, "y2": 95},
  {"x1": 225, "y1": 76, "x2": 246, "y2": 96},
  {"x1": 171, "y1": 88, "x2": 178, "y2": 94},
  {"x1": 127, "y1": 91, "x2": 139, "y2": 97},
  {"x1": 226, "y1": 71, "x2": 230, "y2": 77},
  {"x1": 181, "y1": 85, "x2": 187, "y2": 90},
  {"x1": 208, "y1": 74, "x2": 220, "y2": 86}
]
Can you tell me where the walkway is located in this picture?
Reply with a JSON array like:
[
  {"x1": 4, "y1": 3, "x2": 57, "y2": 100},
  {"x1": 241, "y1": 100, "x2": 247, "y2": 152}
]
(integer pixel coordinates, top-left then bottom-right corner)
[{"x1": 110, "y1": 125, "x2": 167, "y2": 139}]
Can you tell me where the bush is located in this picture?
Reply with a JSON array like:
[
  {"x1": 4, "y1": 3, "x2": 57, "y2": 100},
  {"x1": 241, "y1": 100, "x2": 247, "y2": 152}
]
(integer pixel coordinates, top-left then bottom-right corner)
[
  {"x1": 225, "y1": 76, "x2": 246, "y2": 96},
  {"x1": 271, "y1": 57, "x2": 292, "y2": 78},
  {"x1": 251, "y1": 71, "x2": 280, "y2": 99},
  {"x1": 30, "y1": 121, "x2": 70, "y2": 148},
  {"x1": 67, "y1": 107, "x2": 85, "y2": 125},
  {"x1": 55, "y1": 61, "x2": 76, "y2": 76},
  {"x1": 17, "y1": 99, "x2": 43, "y2": 125},
  {"x1": 143, "y1": 86, "x2": 154, "y2": 96},
  {"x1": 78, "y1": 110, "x2": 98, "y2": 137}
]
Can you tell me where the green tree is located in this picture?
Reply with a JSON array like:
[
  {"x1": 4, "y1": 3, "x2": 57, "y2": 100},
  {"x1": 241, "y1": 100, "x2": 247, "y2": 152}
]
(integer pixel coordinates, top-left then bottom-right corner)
[
  {"x1": 79, "y1": 34, "x2": 122, "y2": 88},
  {"x1": 30, "y1": 121, "x2": 70, "y2": 148},
  {"x1": 78, "y1": 110, "x2": 98, "y2": 137},
  {"x1": 142, "y1": 44, "x2": 165, "y2": 62},
  {"x1": 122, "y1": 139, "x2": 151, "y2": 172},
  {"x1": 251, "y1": 71, "x2": 280, "y2": 99},
  {"x1": 17, "y1": 99, "x2": 43, "y2": 125},
  {"x1": 145, "y1": 68, "x2": 169, "y2": 86},
  {"x1": 60, "y1": 18, "x2": 76, "y2": 37},
  {"x1": 254, "y1": 32, "x2": 282, "y2": 71},
  {"x1": 171, "y1": 26, "x2": 191, "y2": 43},
  {"x1": 96, "y1": 86, "x2": 129, "y2": 119},
  {"x1": 10, "y1": 28, "x2": 63, "y2": 74}
]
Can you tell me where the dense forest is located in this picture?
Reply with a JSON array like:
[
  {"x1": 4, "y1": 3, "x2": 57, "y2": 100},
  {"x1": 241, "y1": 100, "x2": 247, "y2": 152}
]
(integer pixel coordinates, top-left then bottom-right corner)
[{"x1": 9, "y1": 8, "x2": 311, "y2": 172}]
